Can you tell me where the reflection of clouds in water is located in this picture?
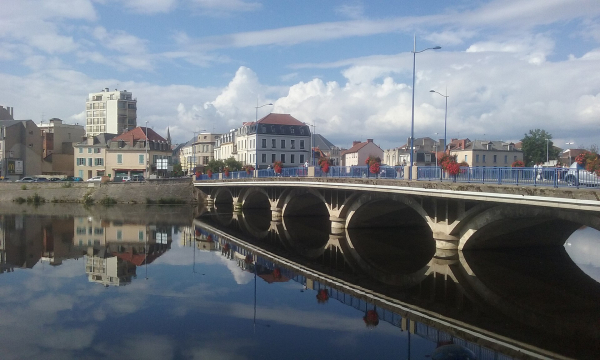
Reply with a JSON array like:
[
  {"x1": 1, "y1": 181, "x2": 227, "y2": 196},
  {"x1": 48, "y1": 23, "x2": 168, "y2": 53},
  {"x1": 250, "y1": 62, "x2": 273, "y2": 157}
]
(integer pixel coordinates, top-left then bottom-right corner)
[
  {"x1": 31, "y1": 257, "x2": 85, "y2": 278},
  {"x1": 95, "y1": 334, "x2": 174, "y2": 360},
  {"x1": 565, "y1": 227, "x2": 600, "y2": 282},
  {"x1": 182, "y1": 334, "x2": 254, "y2": 360},
  {"x1": 30, "y1": 294, "x2": 74, "y2": 312},
  {"x1": 218, "y1": 255, "x2": 253, "y2": 285}
]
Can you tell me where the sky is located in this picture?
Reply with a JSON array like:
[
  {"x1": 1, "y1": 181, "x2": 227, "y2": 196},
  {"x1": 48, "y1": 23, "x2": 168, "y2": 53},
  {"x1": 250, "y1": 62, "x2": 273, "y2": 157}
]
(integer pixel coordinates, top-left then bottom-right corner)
[{"x1": 1, "y1": 0, "x2": 600, "y2": 150}]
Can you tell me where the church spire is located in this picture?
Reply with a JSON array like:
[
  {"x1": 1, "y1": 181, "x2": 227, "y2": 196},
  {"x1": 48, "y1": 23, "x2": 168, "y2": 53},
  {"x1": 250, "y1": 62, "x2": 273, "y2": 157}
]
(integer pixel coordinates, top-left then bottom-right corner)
[{"x1": 166, "y1": 127, "x2": 171, "y2": 145}]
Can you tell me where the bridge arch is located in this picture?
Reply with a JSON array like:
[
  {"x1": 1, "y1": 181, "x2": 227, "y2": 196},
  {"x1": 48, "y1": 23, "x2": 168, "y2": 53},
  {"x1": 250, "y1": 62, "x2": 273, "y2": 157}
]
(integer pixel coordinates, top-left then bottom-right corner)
[
  {"x1": 237, "y1": 188, "x2": 271, "y2": 209},
  {"x1": 211, "y1": 187, "x2": 234, "y2": 205},
  {"x1": 279, "y1": 188, "x2": 329, "y2": 218},
  {"x1": 458, "y1": 205, "x2": 600, "y2": 250}
]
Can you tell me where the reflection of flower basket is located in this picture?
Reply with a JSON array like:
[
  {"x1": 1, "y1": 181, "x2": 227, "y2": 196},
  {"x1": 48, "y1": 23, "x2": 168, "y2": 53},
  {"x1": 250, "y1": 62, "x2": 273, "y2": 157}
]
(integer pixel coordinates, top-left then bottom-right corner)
[
  {"x1": 195, "y1": 229, "x2": 201, "y2": 236},
  {"x1": 272, "y1": 267, "x2": 281, "y2": 279},
  {"x1": 195, "y1": 171, "x2": 201, "y2": 179},
  {"x1": 316, "y1": 289, "x2": 329, "y2": 303},
  {"x1": 244, "y1": 254, "x2": 254, "y2": 264},
  {"x1": 206, "y1": 235, "x2": 213, "y2": 242},
  {"x1": 363, "y1": 309, "x2": 379, "y2": 328},
  {"x1": 222, "y1": 243, "x2": 230, "y2": 252}
]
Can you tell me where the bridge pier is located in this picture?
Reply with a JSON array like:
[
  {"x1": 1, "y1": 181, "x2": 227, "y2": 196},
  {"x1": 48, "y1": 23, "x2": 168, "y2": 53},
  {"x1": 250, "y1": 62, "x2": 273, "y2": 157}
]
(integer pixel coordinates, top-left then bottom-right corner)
[
  {"x1": 205, "y1": 195, "x2": 214, "y2": 207},
  {"x1": 271, "y1": 207, "x2": 282, "y2": 221},
  {"x1": 330, "y1": 216, "x2": 346, "y2": 235},
  {"x1": 433, "y1": 232, "x2": 459, "y2": 251}
]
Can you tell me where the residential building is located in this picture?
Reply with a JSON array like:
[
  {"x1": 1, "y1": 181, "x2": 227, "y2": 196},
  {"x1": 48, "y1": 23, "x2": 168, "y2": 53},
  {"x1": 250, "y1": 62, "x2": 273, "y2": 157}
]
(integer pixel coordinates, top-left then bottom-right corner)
[
  {"x1": 313, "y1": 134, "x2": 342, "y2": 165},
  {"x1": 85, "y1": 88, "x2": 137, "y2": 137},
  {"x1": 39, "y1": 118, "x2": 85, "y2": 176},
  {"x1": 383, "y1": 137, "x2": 439, "y2": 166},
  {"x1": 342, "y1": 139, "x2": 384, "y2": 166},
  {"x1": 450, "y1": 140, "x2": 523, "y2": 167},
  {"x1": 0, "y1": 117, "x2": 42, "y2": 178},
  {"x1": 73, "y1": 127, "x2": 172, "y2": 180},
  {"x1": 560, "y1": 148, "x2": 587, "y2": 166},
  {"x1": 216, "y1": 114, "x2": 311, "y2": 169},
  {"x1": 179, "y1": 131, "x2": 220, "y2": 175}
]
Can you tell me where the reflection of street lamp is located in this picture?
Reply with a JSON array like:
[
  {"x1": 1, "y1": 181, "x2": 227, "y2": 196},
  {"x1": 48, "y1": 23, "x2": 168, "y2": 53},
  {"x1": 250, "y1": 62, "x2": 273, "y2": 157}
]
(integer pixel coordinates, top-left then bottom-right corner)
[
  {"x1": 255, "y1": 101, "x2": 273, "y2": 169},
  {"x1": 145, "y1": 121, "x2": 149, "y2": 178},
  {"x1": 429, "y1": 88, "x2": 448, "y2": 153},
  {"x1": 410, "y1": 36, "x2": 441, "y2": 179}
]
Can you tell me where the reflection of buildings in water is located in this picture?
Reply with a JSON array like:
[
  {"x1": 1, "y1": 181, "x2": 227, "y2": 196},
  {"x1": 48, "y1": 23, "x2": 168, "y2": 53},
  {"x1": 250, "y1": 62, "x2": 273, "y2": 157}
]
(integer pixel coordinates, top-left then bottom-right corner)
[
  {"x1": 0, "y1": 215, "x2": 78, "y2": 272},
  {"x1": 74, "y1": 217, "x2": 172, "y2": 287},
  {"x1": 180, "y1": 226, "x2": 217, "y2": 252}
]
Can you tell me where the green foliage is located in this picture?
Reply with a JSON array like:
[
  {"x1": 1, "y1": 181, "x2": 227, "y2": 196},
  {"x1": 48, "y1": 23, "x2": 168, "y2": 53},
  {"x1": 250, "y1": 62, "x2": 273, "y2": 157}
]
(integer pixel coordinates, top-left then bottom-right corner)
[
  {"x1": 61, "y1": 182, "x2": 73, "y2": 188},
  {"x1": 14, "y1": 197, "x2": 26, "y2": 204},
  {"x1": 82, "y1": 192, "x2": 94, "y2": 205},
  {"x1": 26, "y1": 193, "x2": 45, "y2": 204},
  {"x1": 99, "y1": 196, "x2": 117, "y2": 206},
  {"x1": 205, "y1": 157, "x2": 243, "y2": 173},
  {"x1": 146, "y1": 198, "x2": 186, "y2": 205},
  {"x1": 521, "y1": 129, "x2": 560, "y2": 166},
  {"x1": 172, "y1": 163, "x2": 184, "y2": 177},
  {"x1": 21, "y1": 184, "x2": 27, "y2": 190}
]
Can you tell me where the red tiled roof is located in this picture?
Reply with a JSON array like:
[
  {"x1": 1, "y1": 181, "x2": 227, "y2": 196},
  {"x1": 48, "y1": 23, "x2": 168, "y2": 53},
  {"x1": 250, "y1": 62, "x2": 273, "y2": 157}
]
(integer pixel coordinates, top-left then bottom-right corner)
[
  {"x1": 256, "y1": 113, "x2": 305, "y2": 126},
  {"x1": 113, "y1": 127, "x2": 167, "y2": 142},
  {"x1": 341, "y1": 142, "x2": 369, "y2": 156}
]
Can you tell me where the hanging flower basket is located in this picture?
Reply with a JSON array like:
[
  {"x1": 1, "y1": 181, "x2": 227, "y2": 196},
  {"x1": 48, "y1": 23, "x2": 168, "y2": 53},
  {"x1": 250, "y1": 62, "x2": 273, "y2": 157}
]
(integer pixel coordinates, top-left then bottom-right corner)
[
  {"x1": 273, "y1": 161, "x2": 283, "y2": 174},
  {"x1": 316, "y1": 289, "x2": 329, "y2": 303},
  {"x1": 363, "y1": 310, "x2": 379, "y2": 327},
  {"x1": 319, "y1": 157, "x2": 331, "y2": 174},
  {"x1": 224, "y1": 167, "x2": 230, "y2": 177},
  {"x1": 511, "y1": 160, "x2": 525, "y2": 167},
  {"x1": 207, "y1": 170, "x2": 213, "y2": 179},
  {"x1": 244, "y1": 165, "x2": 255, "y2": 174},
  {"x1": 365, "y1": 155, "x2": 382, "y2": 176}
]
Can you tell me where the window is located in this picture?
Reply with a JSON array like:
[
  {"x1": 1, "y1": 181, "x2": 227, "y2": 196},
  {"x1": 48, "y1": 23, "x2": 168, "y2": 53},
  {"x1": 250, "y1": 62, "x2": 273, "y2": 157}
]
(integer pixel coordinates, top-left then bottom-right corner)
[
  {"x1": 291, "y1": 154, "x2": 295, "y2": 163},
  {"x1": 504, "y1": 155, "x2": 508, "y2": 163},
  {"x1": 300, "y1": 154, "x2": 305, "y2": 163},
  {"x1": 88, "y1": 158, "x2": 92, "y2": 167},
  {"x1": 262, "y1": 139, "x2": 267, "y2": 148},
  {"x1": 425, "y1": 154, "x2": 431, "y2": 162},
  {"x1": 139, "y1": 231, "x2": 144, "y2": 241},
  {"x1": 117, "y1": 154, "x2": 123, "y2": 164},
  {"x1": 94, "y1": 228, "x2": 103, "y2": 235},
  {"x1": 88, "y1": 148, "x2": 92, "y2": 153},
  {"x1": 493, "y1": 155, "x2": 497, "y2": 163},
  {"x1": 139, "y1": 154, "x2": 144, "y2": 164},
  {"x1": 76, "y1": 227, "x2": 86, "y2": 235},
  {"x1": 291, "y1": 140, "x2": 295, "y2": 149},
  {"x1": 262, "y1": 154, "x2": 266, "y2": 163},
  {"x1": 271, "y1": 139, "x2": 276, "y2": 148},
  {"x1": 476, "y1": 154, "x2": 479, "y2": 163},
  {"x1": 79, "y1": 148, "x2": 83, "y2": 154},
  {"x1": 77, "y1": 158, "x2": 86, "y2": 166},
  {"x1": 281, "y1": 154, "x2": 286, "y2": 163},
  {"x1": 94, "y1": 148, "x2": 101, "y2": 153},
  {"x1": 117, "y1": 230, "x2": 122, "y2": 240},
  {"x1": 94, "y1": 158, "x2": 103, "y2": 166},
  {"x1": 281, "y1": 140, "x2": 286, "y2": 149},
  {"x1": 482, "y1": 155, "x2": 486, "y2": 163},
  {"x1": 271, "y1": 154, "x2": 276, "y2": 163},
  {"x1": 300, "y1": 140, "x2": 305, "y2": 149}
]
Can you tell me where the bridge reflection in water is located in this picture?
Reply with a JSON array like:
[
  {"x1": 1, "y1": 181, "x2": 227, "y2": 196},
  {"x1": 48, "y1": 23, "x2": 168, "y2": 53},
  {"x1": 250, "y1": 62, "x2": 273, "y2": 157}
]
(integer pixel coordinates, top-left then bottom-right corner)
[{"x1": 195, "y1": 205, "x2": 600, "y2": 360}]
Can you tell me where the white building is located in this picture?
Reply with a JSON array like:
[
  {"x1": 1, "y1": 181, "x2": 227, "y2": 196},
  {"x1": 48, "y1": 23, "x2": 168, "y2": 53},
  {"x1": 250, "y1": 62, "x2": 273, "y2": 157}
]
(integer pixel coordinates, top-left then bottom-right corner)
[
  {"x1": 215, "y1": 114, "x2": 312, "y2": 169},
  {"x1": 179, "y1": 131, "x2": 220, "y2": 175},
  {"x1": 85, "y1": 88, "x2": 137, "y2": 137},
  {"x1": 342, "y1": 139, "x2": 384, "y2": 166}
]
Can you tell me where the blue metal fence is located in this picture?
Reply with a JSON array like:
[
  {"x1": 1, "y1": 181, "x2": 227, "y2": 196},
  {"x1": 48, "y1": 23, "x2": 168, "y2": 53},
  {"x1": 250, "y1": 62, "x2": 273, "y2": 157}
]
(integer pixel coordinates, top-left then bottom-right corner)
[{"x1": 197, "y1": 164, "x2": 598, "y2": 189}]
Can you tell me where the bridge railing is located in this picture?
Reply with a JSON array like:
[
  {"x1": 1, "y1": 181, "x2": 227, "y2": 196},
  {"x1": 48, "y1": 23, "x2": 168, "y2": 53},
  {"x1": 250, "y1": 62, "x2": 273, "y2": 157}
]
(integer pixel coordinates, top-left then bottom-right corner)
[{"x1": 417, "y1": 166, "x2": 577, "y2": 188}]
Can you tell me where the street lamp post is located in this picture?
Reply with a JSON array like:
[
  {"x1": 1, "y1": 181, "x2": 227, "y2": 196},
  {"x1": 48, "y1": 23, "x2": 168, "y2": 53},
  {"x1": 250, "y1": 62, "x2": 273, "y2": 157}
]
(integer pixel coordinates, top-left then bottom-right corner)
[
  {"x1": 145, "y1": 121, "x2": 149, "y2": 179},
  {"x1": 255, "y1": 101, "x2": 273, "y2": 170},
  {"x1": 546, "y1": 138, "x2": 550, "y2": 163},
  {"x1": 566, "y1": 142, "x2": 575, "y2": 166},
  {"x1": 410, "y1": 36, "x2": 441, "y2": 179},
  {"x1": 429, "y1": 88, "x2": 448, "y2": 153}
]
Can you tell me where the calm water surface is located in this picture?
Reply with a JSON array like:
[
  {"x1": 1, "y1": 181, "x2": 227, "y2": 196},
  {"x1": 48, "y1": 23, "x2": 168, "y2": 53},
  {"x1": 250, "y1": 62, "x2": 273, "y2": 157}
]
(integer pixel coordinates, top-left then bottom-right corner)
[{"x1": 0, "y1": 204, "x2": 598, "y2": 360}]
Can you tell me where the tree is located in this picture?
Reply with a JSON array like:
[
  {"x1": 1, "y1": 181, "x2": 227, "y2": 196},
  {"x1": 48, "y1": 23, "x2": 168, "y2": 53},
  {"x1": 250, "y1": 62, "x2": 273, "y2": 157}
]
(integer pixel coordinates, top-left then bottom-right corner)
[
  {"x1": 521, "y1": 129, "x2": 560, "y2": 166},
  {"x1": 172, "y1": 163, "x2": 184, "y2": 177}
]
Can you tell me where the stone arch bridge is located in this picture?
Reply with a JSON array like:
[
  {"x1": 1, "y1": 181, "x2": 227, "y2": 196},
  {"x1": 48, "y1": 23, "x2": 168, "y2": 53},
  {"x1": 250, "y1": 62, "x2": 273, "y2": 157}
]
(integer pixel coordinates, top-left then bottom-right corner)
[{"x1": 194, "y1": 178, "x2": 600, "y2": 251}]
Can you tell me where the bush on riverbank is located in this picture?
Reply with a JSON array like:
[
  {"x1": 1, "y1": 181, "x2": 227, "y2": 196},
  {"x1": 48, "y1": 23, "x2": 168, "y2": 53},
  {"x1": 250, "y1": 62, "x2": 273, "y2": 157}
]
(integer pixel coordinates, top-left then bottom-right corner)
[
  {"x1": 146, "y1": 197, "x2": 187, "y2": 205},
  {"x1": 99, "y1": 196, "x2": 117, "y2": 206}
]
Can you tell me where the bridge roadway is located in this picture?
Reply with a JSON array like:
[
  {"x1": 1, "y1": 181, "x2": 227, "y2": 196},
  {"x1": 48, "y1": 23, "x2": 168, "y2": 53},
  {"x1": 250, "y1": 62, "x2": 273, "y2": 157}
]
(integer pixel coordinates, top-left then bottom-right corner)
[{"x1": 193, "y1": 177, "x2": 600, "y2": 251}]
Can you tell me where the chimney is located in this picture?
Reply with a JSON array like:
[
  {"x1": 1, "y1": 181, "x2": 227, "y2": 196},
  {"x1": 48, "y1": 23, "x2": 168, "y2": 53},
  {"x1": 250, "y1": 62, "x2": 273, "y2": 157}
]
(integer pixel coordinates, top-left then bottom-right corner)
[
  {"x1": 352, "y1": 141, "x2": 361, "y2": 147},
  {"x1": 367, "y1": 139, "x2": 373, "y2": 143},
  {"x1": 105, "y1": 88, "x2": 109, "y2": 92}
]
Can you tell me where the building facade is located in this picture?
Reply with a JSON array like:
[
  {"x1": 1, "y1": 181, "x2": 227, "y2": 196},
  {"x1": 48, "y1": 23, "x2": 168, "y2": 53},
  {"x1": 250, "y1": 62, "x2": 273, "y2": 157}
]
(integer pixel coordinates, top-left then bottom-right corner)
[
  {"x1": 0, "y1": 119, "x2": 42, "y2": 178},
  {"x1": 39, "y1": 118, "x2": 85, "y2": 176},
  {"x1": 73, "y1": 127, "x2": 172, "y2": 180},
  {"x1": 450, "y1": 140, "x2": 523, "y2": 167},
  {"x1": 85, "y1": 88, "x2": 137, "y2": 137},
  {"x1": 342, "y1": 139, "x2": 384, "y2": 166},
  {"x1": 229, "y1": 113, "x2": 312, "y2": 169},
  {"x1": 313, "y1": 134, "x2": 341, "y2": 165},
  {"x1": 179, "y1": 131, "x2": 220, "y2": 175}
]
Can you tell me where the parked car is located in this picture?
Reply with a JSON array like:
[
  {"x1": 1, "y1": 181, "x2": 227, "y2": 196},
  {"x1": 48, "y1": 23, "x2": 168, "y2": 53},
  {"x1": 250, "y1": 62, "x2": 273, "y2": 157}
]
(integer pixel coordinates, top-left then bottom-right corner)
[
  {"x1": 113, "y1": 176, "x2": 131, "y2": 182},
  {"x1": 16, "y1": 177, "x2": 36, "y2": 182},
  {"x1": 565, "y1": 162, "x2": 600, "y2": 186},
  {"x1": 49, "y1": 177, "x2": 62, "y2": 182},
  {"x1": 0, "y1": 177, "x2": 12, "y2": 182},
  {"x1": 35, "y1": 177, "x2": 49, "y2": 182},
  {"x1": 86, "y1": 176, "x2": 103, "y2": 182},
  {"x1": 62, "y1": 176, "x2": 83, "y2": 182},
  {"x1": 131, "y1": 175, "x2": 145, "y2": 182}
]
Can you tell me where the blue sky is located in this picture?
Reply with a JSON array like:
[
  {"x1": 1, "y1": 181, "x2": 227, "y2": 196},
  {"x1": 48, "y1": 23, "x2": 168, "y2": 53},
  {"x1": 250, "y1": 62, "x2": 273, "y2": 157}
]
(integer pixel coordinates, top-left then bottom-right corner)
[{"x1": 1, "y1": 0, "x2": 600, "y2": 150}]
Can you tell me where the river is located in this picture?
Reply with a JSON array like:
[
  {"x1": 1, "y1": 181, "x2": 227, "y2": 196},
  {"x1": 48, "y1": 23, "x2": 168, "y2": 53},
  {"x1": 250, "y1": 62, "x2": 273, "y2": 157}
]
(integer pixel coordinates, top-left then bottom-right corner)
[{"x1": 0, "y1": 203, "x2": 598, "y2": 359}]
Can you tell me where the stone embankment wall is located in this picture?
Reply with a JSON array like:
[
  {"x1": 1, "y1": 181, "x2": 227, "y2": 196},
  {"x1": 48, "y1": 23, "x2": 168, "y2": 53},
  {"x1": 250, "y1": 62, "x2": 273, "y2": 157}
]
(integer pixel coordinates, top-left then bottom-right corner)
[{"x1": 0, "y1": 178, "x2": 202, "y2": 204}]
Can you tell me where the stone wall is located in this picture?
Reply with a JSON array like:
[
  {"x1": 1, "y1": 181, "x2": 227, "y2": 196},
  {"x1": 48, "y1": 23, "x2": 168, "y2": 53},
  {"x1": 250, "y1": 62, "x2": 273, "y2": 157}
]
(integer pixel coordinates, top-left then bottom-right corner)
[{"x1": 0, "y1": 178, "x2": 200, "y2": 204}]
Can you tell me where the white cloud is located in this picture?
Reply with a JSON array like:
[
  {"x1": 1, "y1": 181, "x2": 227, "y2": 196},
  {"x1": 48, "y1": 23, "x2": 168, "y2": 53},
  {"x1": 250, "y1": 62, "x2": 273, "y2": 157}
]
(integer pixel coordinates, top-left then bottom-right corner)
[
  {"x1": 122, "y1": 0, "x2": 178, "y2": 14},
  {"x1": 191, "y1": 0, "x2": 261, "y2": 15},
  {"x1": 335, "y1": 3, "x2": 365, "y2": 20}
]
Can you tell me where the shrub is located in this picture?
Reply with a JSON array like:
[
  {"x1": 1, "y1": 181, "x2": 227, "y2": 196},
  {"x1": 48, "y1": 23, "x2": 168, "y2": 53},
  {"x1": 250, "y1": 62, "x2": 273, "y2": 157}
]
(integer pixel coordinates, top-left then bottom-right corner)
[
  {"x1": 21, "y1": 184, "x2": 27, "y2": 190},
  {"x1": 99, "y1": 196, "x2": 117, "y2": 206},
  {"x1": 26, "y1": 193, "x2": 45, "y2": 204},
  {"x1": 14, "y1": 197, "x2": 26, "y2": 204},
  {"x1": 61, "y1": 182, "x2": 73, "y2": 188},
  {"x1": 82, "y1": 192, "x2": 94, "y2": 205}
]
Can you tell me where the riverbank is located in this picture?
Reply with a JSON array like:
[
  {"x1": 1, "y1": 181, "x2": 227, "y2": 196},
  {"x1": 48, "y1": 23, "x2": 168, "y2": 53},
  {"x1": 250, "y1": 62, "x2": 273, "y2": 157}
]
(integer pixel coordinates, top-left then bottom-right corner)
[{"x1": 0, "y1": 178, "x2": 201, "y2": 204}]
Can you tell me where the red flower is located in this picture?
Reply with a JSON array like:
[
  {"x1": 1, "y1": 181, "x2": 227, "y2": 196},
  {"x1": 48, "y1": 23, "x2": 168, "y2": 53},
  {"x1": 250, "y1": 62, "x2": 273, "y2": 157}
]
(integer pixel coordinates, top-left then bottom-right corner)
[
  {"x1": 272, "y1": 268, "x2": 281, "y2": 279},
  {"x1": 511, "y1": 160, "x2": 525, "y2": 167},
  {"x1": 224, "y1": 167, "x2": 230, "y2": 177},
  {"x1": 222, "y1": 243, "x2": 230, "y2": 252},
  {"x1": 195, "y1": 171, "x2": 201, "y2": 178},
  {"x1": 316, "y1": 289, "x2": 329, "y2": 303},
  {"x1": 206, "y1": 235, "x2": 212, "y2": 241},
  {"x1": 207, "y1": 170, "x2": 213, "y2": 178},
  {"x1": 321, "y1": 162, "x2": 330, "y2": 173},
  {"x1": 195, "y1": 229, "x2": 201, "y2": 236},
  {"x1": 273, "y1": 161, "x2": 283, "y2": 174},
  {"x1": 369, "y1": 162, "x2": 380, "y2": 174},
  {"x1": 363, "y1": 310, "x2": 379, "y2": 327},
  {"x1": 446, "y1": 162, "x2": 460, "y2": 176}
]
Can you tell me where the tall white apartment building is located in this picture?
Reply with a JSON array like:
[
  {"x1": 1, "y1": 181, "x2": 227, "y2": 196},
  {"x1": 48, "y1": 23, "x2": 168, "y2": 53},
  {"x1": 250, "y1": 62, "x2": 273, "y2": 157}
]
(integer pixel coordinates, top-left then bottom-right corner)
[{"x1": 85, "y1": 88, "x2": 137, "y2": 137}]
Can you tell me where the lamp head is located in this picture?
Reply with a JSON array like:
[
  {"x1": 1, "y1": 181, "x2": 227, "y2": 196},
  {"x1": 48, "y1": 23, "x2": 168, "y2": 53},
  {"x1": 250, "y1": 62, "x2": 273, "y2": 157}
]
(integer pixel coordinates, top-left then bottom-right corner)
[
  {"x1": 433, "y1": 46, "x2": 441, "y2": 50},
  {"x1": 430, "y1": 90, "x2": 435, "y2": 93}
]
